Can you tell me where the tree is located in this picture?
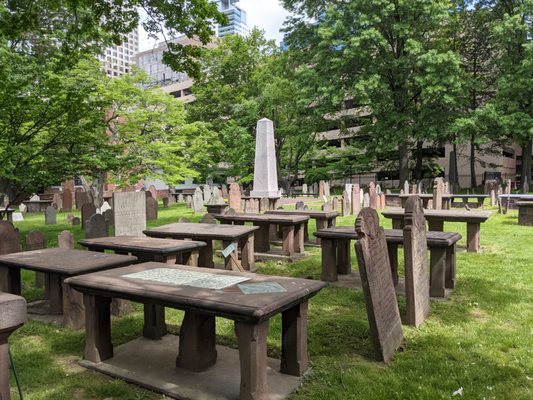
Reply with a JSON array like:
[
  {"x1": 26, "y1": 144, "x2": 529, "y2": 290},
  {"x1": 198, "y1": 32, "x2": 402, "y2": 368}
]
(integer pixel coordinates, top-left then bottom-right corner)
[{"x1": 282, "y1": 0, "x2": 464, "y2": 186}]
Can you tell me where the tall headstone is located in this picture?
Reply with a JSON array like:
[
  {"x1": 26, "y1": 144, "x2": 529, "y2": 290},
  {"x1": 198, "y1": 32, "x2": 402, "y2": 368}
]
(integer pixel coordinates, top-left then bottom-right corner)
[
  {"x1": 45, "y1": 206, "x2": 56, "y2": 225},
  {"x1": 403, "y1": 181, "x2": 409, "y2": 195},
  {"x1": 228, "y1": 183, "x2": 242, "y2": 211},
  {"x1": 75, "y1": 188, "x2": 88, "y2": 210},
  {"x1": 489, "y1": 189, "x2": 496, "y2": 207},
  {"x1": 355, "y1": 208, "x2": 404, "y2": 362},
  {"x1": 331, "y1": 197, "x2": 339, "y2": 211},
  {"x1": 192, "y1": 187, "x2": 205, "y2": 214},
  {"x1": 302, "y1": 183, "x2": 308, "y2": 194},
  {"x1": 221, "y1": 184, "x2": 228, "y2": 198},
  {"x1": 0, "y1": 221, "x2": 20, "y2": 291},
  {"x1": 146, "y1": 196, "x2": 158, "y2": 221},
  {"x1": 369, "y1": 182, "x2": 377, "y2": 209},
  {"x1": 403, "y1": 197, "x2": 430, "y2": 327},
  {"x1": 432, "y1": 177, "x2": 444, "y2": 210},
  {"x1": 342, "y1": 191, "x2": 350, "y2": 217},
  {"x1": 324, "y1": 182, "x2": 331, "y2": 197},
  {"x1": 319, "y1": 181, "x2": 325, "y2": 197},
  {"x1": 203, "y1": 185, "x2": 212, "y2": 204},
  {"x1": 103, "y1": 209, "x2": 114, "y2": 229},
  {"x1": 81, "y1": 203, "x2": 96, "y2": 229},
  {"x1": 113, "y1": 192, "x2": 146, "y2": 236},
  {"x1": 250, "y1": 118, "x2": 280, "y2": 198},
  {"x1": 148, "y1": 185, "x2": 158, "y2": 200},
  {"x1": 52, "y1": 193, "x2": 62, "y2": 210},
  {"x1": 85, "y1": 214, "x2": 109, "y2": 239},
  {"x1": 62, "y1": 188, "x2": 72, "y2": 212},
  {"x1": 449, "y1": 150, "x2": 459, "y2": 193},
  {"x1": 363, "y1": 193, "x2": 370, "y2": 208},
  {"x1": 58, "y1": 231, "x2": 74, "y2": 249},
  {"x1": 352, "y1": 184, "x2": 361, "y2": 215}
]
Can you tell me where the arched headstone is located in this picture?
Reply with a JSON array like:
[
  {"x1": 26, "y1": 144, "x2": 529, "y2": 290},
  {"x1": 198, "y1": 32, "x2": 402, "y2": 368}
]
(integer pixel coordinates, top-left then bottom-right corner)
[
  {"x1": 62, "y1": 188, "x2": 73, "y2": 212},
  {"x1": 228, "y1": 183, "x2": 241, "y2": 211},
  {"x1": 200, "y1": 214, "x2": 217, "y2": 224},
  {"x1": 85, "y1": 214, "x2": 109, "y2": 239},
  {"x1": 45, "y1": 206, "x2": 56, "y2": 225},
  {"x1": 81, "y1": 203, "x2": 96, "y2": 229},
  {"x1": 146, "y1": 196, "x2": 158, "y2": 221},
  {"x1": 58, "y1": 231, "x2": 74, "y2": 249}
]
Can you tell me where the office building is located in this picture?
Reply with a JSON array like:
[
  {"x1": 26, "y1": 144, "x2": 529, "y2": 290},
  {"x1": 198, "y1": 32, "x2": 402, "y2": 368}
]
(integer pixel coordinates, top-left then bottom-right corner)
[
  {"x1": 216, "y1": 0, "x2": 249, "y2": 37},
  {"x1": 98, "y1": 29, "x2": 139, "y2": 77}
]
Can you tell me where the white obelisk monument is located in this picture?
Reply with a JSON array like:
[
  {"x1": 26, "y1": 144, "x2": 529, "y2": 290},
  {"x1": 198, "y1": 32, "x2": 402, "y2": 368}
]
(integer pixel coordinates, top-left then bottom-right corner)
[{"x1": 250, "y1": 118, "x2": 281, "y2": 198}]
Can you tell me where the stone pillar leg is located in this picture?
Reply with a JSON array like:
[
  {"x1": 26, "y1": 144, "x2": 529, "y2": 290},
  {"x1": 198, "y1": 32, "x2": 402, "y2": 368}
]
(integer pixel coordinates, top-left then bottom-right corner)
[
  {"x1": 176, "y1": 311, "x2": 217, "y2": 372},
  {"x1": 83, "y1": 294, "x2": 113, "y2": 363},
  {"x1": 254, "y1": 222, "x2": 271, "y2": 253},
  {"x1": 387, "y1": 243, "x2": 399, "y2": 287},
  {"x1": 35, "y1": 271, "x2": 45, "y2": 288},
  {"x1": 320, "y1": 239, "x2": 337, "y2": 282},
  {"x1": 336, "y1": 239, "x2": 351, "y2": 275},
  {"x1": 239, "y1": 234, "x2": 256, "y2": 272},
  {"x1": 466, "y1": 223, "x2": 480, "y2": 253},
  {"x1": 315, "y1": 219, "x2": 328, "y2": 245},
  {"x1": 0, "y1": 336, "x2": 10, "y2": 400},
  {"x1": 445, "y1": 244, "x2": 456, "y2": 289},
  {"x1": 294, "y1": 223, "x2": 305, "y2": 254},
  {"x1": 281, "y1": 302, "x2": 308, "y2": 376},
  {"x1": 428, "y1": 220, "x2": 444, "y2": 232},
  {"x1": 198, "y1": 240, "x2": 215, "y2": 268},
  {"x1": 62, "y1": 282, "x2": 85, "y2": 329},
  {"x1": 429, "y1": 247, "x2": 447, "y2": 298},
  {"x1": 391, "y1": 218, "x2": 404, "y2": 229},
  {"x1": 303, "y1": 222, "x2": 309, "y2": 243},
  {"x1": 281, "y1": 225, "x2": 295, "y2": 256},
  {"x1": 235, "y1": 320, "x2": 269, "y2": 400},
  {"x1": 143, "y1": 303, "x2": 167, "y2": 339},
  {"x1": 2, "y1": 268, "x2": 21, "y2": 295},
  {"x1": 48, "y1": 273, "x2": 64, "y2": 314},
  {"x1": 269, "y1": 224, "x2": 278, "y2": 241}
]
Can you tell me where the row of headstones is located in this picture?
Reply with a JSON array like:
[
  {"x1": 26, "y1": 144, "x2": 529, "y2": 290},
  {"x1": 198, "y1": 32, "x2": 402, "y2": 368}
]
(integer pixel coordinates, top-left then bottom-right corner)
[
  {"x1": 317, "y1": 183, "x2": 387, "y2": 216},
  {"x1": 355, "y1": 196, "x2": 430, "y2": 362},
  {"x1": 301, "y1": 182, "x2": 319, "y2": 195},
  {"x1": 187, "y1": 186, "x2": 226, "y2": 213}
]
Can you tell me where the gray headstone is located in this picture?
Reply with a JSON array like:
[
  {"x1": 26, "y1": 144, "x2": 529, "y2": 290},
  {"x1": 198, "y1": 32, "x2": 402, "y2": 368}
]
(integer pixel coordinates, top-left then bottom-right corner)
[
  {"x1": 193, "y1": 187, "x2": 205, "y2": 214},
  {"x1": 103, "y1": 209, "x2": 114, "y2": 230},
  {"x1": 200, "y1": 214, "x2": 217, "y2": 224},
  {"x1": 45, "y1": 205, "x2": 56, "y2": 225},
  {"x1": 52, "y1": 193, "x2": 62, "y2": 210},
  {"x1": 403, "y1": 181, "x2": 409, "y2": 195},
  {"x1": 302, "y1": 183, "x2": 308, "y2": 194},
  {"x1": 203, "y1": 185, "x2": 212, "y2": 203},
  {"x1": 324, "y1": 182, "x2": 330, "y2": 197},
  {"x1": 342, "y1": 191, "x2": 350, "y2": 217},
  {"x1": 363, "y1": 193, "x2": 370, "y2": 208},
  {"x1": 162, "y1": 197, "x2": 169, "y2": 208},
  {"x1": 331, "y1": 196, "x2": 339, "y2": 211},
  {"x1": 403, "y1": 196, "x2": 430, "y2": 327},
  {"x1": 178, "y1": 194, "x2": 184, "y2": 203},
  {"x1": 113, "y1": 192, "x2": 146, "y2": 236},
  {"x1": 321, "y1": 202, "x2": 332, "y2": 212},
  {"x1": 62, "y1": 188, "x2": 73, "y2": 212},
  {"x1": 75, "y1": 189, "x2": 88, "y2": 210},
  {"x1": 0, "y1": 221, "x2": 20, "y2": 256},
  {"x1": 355, "y1": 208, "x2": 404, "y2": 362},
  {"x1": 19, "y1": 203, "x2": 27, "y2": 213},
  {"x1": 85, "y1": 213, "x2": 109, "y2": 239},
  {"x1": 29, "y1": 194, "x2": 40, "y2": 201},
  {"x1": 208, "y1": 187, "x2": 225, "y2": 205},
  {"x1": 185, "y1": 195, "x2": 192, "y2": 209},
  {"x1": 58, "y1": 230, "x2": 74, "y2": 249},
  {"x1": 228, "y1": 183, "x2": 241, "y2": 211},
  {"x1": 146, "y1": 196, "x2": 158, "y2": 221},
  {"x1": 81, "y1": 203, "x2": 96, "y2": 229},
  {"x1": 432, "y1": 178, "x2": 444, "y2": 210},
  {"x1": 295, "y1": 201, "x2": 305, "y2": 211},
  {"x1": 221, "y1": 184, "x2": 228, "y2": 198},
  {"x1": 12, "y1": 212, "x2": 23, "y2": 222},
  {"x1": 25, "y1": 230, "x2": 46, "y2": 251},
  {"x1": 72, "y1": 217, "x2": 80, "y2": 226}
]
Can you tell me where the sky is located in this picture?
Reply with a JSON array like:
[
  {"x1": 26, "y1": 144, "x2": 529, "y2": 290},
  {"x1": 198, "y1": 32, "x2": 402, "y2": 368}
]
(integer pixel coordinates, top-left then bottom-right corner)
[{"x1": 138, "y1": 0, "x2": 291, "y2": 52}]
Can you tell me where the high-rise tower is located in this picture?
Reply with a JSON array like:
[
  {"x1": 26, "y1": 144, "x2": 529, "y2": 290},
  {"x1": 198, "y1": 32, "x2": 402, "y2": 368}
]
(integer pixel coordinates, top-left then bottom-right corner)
[{"x1": 216, "y1": 0, "x2": 249, "y2": 37}]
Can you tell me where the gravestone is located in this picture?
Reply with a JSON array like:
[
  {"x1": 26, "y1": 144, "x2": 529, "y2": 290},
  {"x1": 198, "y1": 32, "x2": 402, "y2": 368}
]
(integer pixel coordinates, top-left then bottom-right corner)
[
  {"x1": 523, "y1": 179, "x2": 530, "y2": 194},
  {"x1": 200, "y1": 214, "x2": 217, "y2": 224},
  {"x1": 185, "y1": 195, "x2": 192, "y2": 209},
  {"x1": 192, "y1": 187, "x2": 204, "y2": 214},
  {"x1": 342, "y1": 191, "x2": 350, "y2": 217},
  {"x1": 321, "y1": 202, "x2": 332, "y2": 212},
  {"x1": 250, "y1": 118, "x2": 281, "y2": 198},
  {"x1": 324, "y1": 182, "x2": 331, "y2": 197},
  {"x1": 52, "y1": 193, "x2": 62, "y2": 210},
  {"x1": 403, "y1": 181, "x2": 409, "y2": 195},
  {"x1": 331, "y1": 196, "x2": 339, "y2": 211},
  {"x1": 72, "y1": 217, "x2": 80, "y2": 225},
  {"x1": 19, "y1": 204, "x2": 27, "y2": 213},
  {"x1": 505, "y1": 179, "x2": 512, "y2": 195},
  {"x1": 223, "y1": 208, "x2": 236, "y2": 216},
  {"x1": 100, "y1": 201, "x2": 112, "y2": 214},
  {"x1": 221, "y1": 184, "x2": 228, "y2": 198},
  {"x1": 0, "y1": 221, "x2": 20, "y2": 291},
  {"x1": 410, "y1": 184, "x2": 417, "y2": 195},
  {"x1": 12, "y1": 213, "x2": 23, "y2": 222},
  {"x1": 75, "y1": 189, "x2": 88, "y2": 210},
  {"x1": 360, "y1": 188, "x2": 364, "y2": 205},
  {"x1": 203, "y1": 185, "x2": 212, "y2": 203},
  {"x1": 148, "y1": 185, "x2": 158, "y2": 200},
  {"x1": 376, "y1": 184, "x2": 381, "y2": 195},
  {"x1": 62, "y1": 188, "x2": 72, "y2": 212},
  {"x1": 85, "y1": 214, "x2": 109, "y2": 239},
  {"x1": 146, "y1": 196, "x2": 158, "y2": 221},
  {"x1": 81, "y1": 203, "x2": 96, "y2": 229},
  {"x1": 380, "y1": 193, "x2": 386, "y2": 210},
  {"x1": 162, "y1": 197, "x2": 169, "y2": 208},
  {"x1": 228, "y1": 183, "x2": 242, "y2": 211},
  {"x1": 58, "y1": 230, "x2": 74, "y2": 249},
  {"x1": 103, "y1": 209, "x2": 114, "y2": 230},
  {"x1": 354, "y1": 208, "x2": 404, "y2": 362},
  {"x1": 363, "y1": 193, "x2": 370, "y2": 208},
  {"x1": 29, "y1": 194, "x2": 40, "y2": 201},
  {"x1": 25, "y1": 230, "x2": 46, "y2": 251},
  {"x1": 376, "y1": 194, "x2": 382, "y2": 210},
  {"x1": 113, "y1": 192, "x2": 146, "y2": 236},
  {"x1": 145, "y1": 190, "x2": 152, "y2": 198},
  {"x1": 443, "y1": 182, "x2": 450, "y2": 195},
  {"x1": 400, "y1": 189, "x2": 404, "y2": 195},
  {"x1": 490, "y1": 189, "x2": 496, "y2": 207},
  {"x1": 352, "y1": 184, "x2": 361, "y2": 215},
  {"x1": 319, "y1": 181, "x2": 325, "y2": 197},
  {"x1": 259, "y1": 197, "x2": 269, "y2": 213},
  {"x1": 178, "y1": 217, "x2": 190, "y2": 223},
  {"x1": 178, "y1": 194, "x2": 185, "y2": 203},
  {"x1": 432, "y1": 177, "x2": 444, "y2": 210},
  {"x1": 45, "y1": 206, "x2": 56, "y2": 225},
  {"x1": 302, "y1": 183, "x2": 308, "y2": 194},
  {"x1": 208, "y1": 187, "x2": 225, "y2": 205},
  {"x1": 403, "y1": 196, "x2": 430, "y2": 327},
  {"x1": 295, "y1": 201, "x2": 305, "y2": 211}
]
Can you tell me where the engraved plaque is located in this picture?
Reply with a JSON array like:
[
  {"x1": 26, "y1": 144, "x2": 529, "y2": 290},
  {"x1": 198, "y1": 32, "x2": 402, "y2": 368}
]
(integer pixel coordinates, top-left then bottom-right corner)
[
  {"x1": 238, "y1": 282, "x2": 287, "y2": 294},
  {"x1": 113, "y1": 192, "x2": 146, "y2": 236}
]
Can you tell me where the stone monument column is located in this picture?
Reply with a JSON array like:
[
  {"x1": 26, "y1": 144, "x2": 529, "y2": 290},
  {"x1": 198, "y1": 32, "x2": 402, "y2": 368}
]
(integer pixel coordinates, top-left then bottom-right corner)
[{"x1": 250, "y1": 118, "x2": 281, "y2": 198}]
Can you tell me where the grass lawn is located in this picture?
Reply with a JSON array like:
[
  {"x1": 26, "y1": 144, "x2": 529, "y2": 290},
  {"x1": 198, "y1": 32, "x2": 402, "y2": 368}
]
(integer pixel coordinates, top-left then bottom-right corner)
[{"x1": 6, "y1": 202, "x2": 533, "y2": 399}]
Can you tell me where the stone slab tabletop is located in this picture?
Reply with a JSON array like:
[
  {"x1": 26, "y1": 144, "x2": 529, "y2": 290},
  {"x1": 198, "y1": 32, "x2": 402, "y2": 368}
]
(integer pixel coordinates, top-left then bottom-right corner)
[
  {"x1": 241, "y1": 196, "x2": 281, "y2": 200},
  {"x1": 22, "y1": 200, "x2": 53, "y2": 204},
  {"x1": 215, "y1": 213, "x2": 309, "y2": 224},
  {"x1": 314, "y1": 227, "x2": 461, "y2": 247},
  {"x1": 399, "y1": 194, "x2": 452, "y2": 199},
  {"x1": 382, "y1": 208, "x2": 492, "y2": 222},
  {"x1": 79, "y1": 236, "x2": 207, "y2": 255},
  {"x1": 0, "y1": 292, "x2": 27, "y2": 330},
  {"x1": 65, "y1": 262, "x2": 326, "y2": 323},
  {"x1": 516, "y1": 201, "x2": 533, "y2": 206},
  {"x1": 0, "y1": 248, "x2": 137, "y2": 275},
  {"x1": 499, "y1": 194, "x2": 533, "y2": 200},
  {"x1": 265, "y1": 210, "x2": 339, "y2": 219},
  {"x1": 449, "y1": 194, "x2": 488, "y2": 198},
  {"x1": 144, "y1": 222, "x2": 259, "y2": 241}
]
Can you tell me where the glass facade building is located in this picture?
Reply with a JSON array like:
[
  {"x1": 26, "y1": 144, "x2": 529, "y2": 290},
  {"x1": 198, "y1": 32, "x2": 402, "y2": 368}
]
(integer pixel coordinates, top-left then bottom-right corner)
[{"x1": 216, "y1": 1, "x2": 249, "y2": 37}]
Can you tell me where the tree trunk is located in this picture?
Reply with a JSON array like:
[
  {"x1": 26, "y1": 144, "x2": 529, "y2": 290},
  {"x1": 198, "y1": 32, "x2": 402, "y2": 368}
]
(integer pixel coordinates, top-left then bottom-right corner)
[
  {"x1": 399, "y1": 143, "x2": 409, "y2": 187},
  {"x1": 521, "y1": 138, "x2": 532, "y2": 191},
  {"x1": 470, "y1": 134, "x2": 477, "y2": 189},
  {"x1": 413, "y1": 140, "x2": 424, "y2": 181},
  {"x1": 81, "y1": 172, "x2": 106, "y2": 208}
]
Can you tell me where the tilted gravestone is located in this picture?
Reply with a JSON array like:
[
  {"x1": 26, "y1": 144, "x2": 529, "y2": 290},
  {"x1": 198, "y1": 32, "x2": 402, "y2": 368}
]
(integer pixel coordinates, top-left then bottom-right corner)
[
  {"x1": 58, "y1": 230, "x2": 74, "y2": 249},
  {"x1": 45, "y1": 206, "x2": 56, "y2": 225},
  {"x1": 62, "y1": 188, "x2": 73, "y2": 212},
  {"x1": 75, "y1": 188, "x2": 88, "y2": 210},
  {"x1": 403, "y1": 196, "x2": 430, "y2": 327},
  {"x1": 295, "y1": 201, "x2": 305, "y2": 211},
  {"x1": 26, "y1": 230, "x2": 47, "y2": 288},
  {"x1": 331, "y1": 196, "x2": 339, "y2": 211},
  {"x1": 342, "y1": 191, "x2": 350, "y2": 217},
  {"x1": 0, "y1": 221, "x2": 21, "y2": 292},
  {"x1": 352, "y1": 184, "x2": 361, "y2": 215},
  {"x1": 113, "y1": 192, "x2": 146, "y2": 236},
  {"x1": 148, "y1": 185, "x2": 158, "y2": 200},
  {"x1": 146, "y1": 196, "x2": 158, "y2": 221},
  {"x1": 85, "y1": 213, "x2": 109, "y2": 239},
  {"x1": 368, "y1": 182, "x2": 377, "y2": 209},
  {"x1": 81, "y1": 203, "x2": 96, "y2": 229},
  {"x1": 228, "y1": 183, "x2": 242, "y2": 211},
  {"x1": 355, "y1": 208, "x2": 404, "y2": 362},
  {"x1": 192, "y1": 187, "x2": 205, "y2": 214}
]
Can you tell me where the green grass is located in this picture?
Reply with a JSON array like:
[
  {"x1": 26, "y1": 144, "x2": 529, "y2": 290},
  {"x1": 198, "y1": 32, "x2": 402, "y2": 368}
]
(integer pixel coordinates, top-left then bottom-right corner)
[{"x1": 7, "y1": 202, "x2": 533, "y2": 399}]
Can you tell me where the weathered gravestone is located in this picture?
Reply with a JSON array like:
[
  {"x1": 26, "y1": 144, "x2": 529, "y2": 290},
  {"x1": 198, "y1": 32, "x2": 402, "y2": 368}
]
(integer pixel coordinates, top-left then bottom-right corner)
[
  {"x1": 148, "y1": 185, "x2": 158, "y2": 200},
  {"x1": 331, "y1": 196, "x2": 339, "y2": 211},
  {"x1": 355, "y1": 208, "x2": 404, "y2": 362},
  {"x1": 208, "y1": 187, "x2": 225, "y2": 205},
  {"x1": 162, "y1": 197, "x2": 169, "y2": 208},
  {"x1": 369, "y1": 182, "x2": 378, "y2": 209},
  {"x1": 58, "y1": 231, "x2": 74, "y2": 249},
  {"x1": 100, "y1": 201, "x2": 112, "y2": 214},
  {"x1": 85, "y1": 213, "x2": 109, "y2": 239},
  {"x1": 178, "y1": 194, "x2": 184, "y2": 203},
  {"x1": 203, "y1": 185, "x2": 212, "y2": 204},
  {"x1": 319, "y1": 181, "x2": 325, "y2": 197},
  {"x1": 403, "y1": 196, "x2": 430, "y2": 327},
  {"x1": 81, "y1": 203, "x2": 96, "y2": 229},
  {"x1": 25, "y1": 230, "x2": 47, "y2": 287},
  {"x1": 45, "y1": 205, "x2": 56, "y2": 225},
  {"x1": 103, "y1": 209, "x2": 114, "y2": 230},
  {"x1": 324, "y1": 182, "x2": 331, "y2": 197},
  {"x1": 0, "y1": 221, "x2": 20, "y2": 292},
  {"x1": 113, "y1": 192, "x2": 146, "y2": 236},
  {"x1": 295, "y1": 201, "x2": 305, "y2": 211},
  {"x1": 321, "y1": 202, "x2": 332, "y2": 212},
  {"x1": 185, "y1": 195, "x2": 192, "y2": 209},
  {"x1": 146, "y1": 196, "x2": 158, "y2": 221},
  {"x1": 352, "y1": 184, "x2": 361, "y2": 215},
  {"x1": 403, "y1": 181, "x2": 409, "y2": 195},
  {"x1": 302, "y1": 183, "x2": 308, "y2": 194},
  {"x1": 342, "y1": 191, "x2": 350, "y2": 217},
  {"x1": 228, "y1": 182, "x2": 242, "y2": 211},
  {"x1": 62, "y1": 188, "x2": 72, "y2": 212},
  {"x1": 200, "y1": 214, "x2": 217, "y2": 224},
  {"x1": 363, "y1": 193, "x2": 370, "y2": 208},
  {"x1": 52, "y1": 193, "x2": 62, "y2": 210},
  {"x1": 75, "y1": 188, "x2": 88, "y2": 210},
  {"x1": 72, "y1": 217, "x2": 80, "y2": 226},
  {"x1": 18, "y1": 204, "x2": 27, "y2": 213},
  {"x1": 432, "y1": 177, "x2": 444, "y2": 210},
  {"x1": 192, "y1": 187, "x2": 204, "y2": 214},
  {"x1": 221, "y1": 184, "x2": 228, "y2": 198}
]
